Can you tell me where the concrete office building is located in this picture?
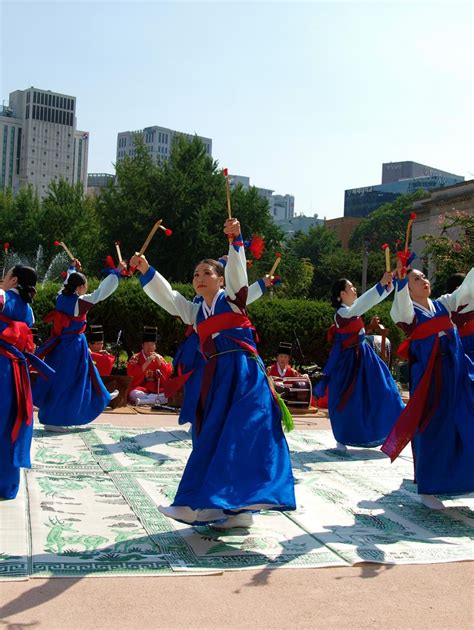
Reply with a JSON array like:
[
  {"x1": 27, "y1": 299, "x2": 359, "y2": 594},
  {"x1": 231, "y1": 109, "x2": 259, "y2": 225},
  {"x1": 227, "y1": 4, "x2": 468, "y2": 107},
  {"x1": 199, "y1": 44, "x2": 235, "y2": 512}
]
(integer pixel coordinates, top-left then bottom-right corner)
[
  {"x1": 0, "y1": 87, "x2": 89, "y2": 197},
  {"x1": 116, "y1": 126, "x2": 212, "y2": 164},
  {"x1": 344, "y1": 161, "x2": 464, "y2": 218},
  {"x1": 382, "y1": 161, "x2": 461, "y2": 184}
]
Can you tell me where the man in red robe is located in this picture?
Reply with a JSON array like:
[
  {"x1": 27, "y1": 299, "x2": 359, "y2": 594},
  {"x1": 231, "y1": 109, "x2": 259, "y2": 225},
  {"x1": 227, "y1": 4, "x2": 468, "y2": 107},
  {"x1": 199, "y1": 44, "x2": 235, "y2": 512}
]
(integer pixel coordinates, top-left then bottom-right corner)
[
  {"x1": 127, "y1": 326, "x2": 173, "y2": 406},
  {"x1": 88, "y1": 325, "x2": 115, "y2": 376},
  {"x1": 266, "y1": 342, "x2": 300, "y2": 378}
]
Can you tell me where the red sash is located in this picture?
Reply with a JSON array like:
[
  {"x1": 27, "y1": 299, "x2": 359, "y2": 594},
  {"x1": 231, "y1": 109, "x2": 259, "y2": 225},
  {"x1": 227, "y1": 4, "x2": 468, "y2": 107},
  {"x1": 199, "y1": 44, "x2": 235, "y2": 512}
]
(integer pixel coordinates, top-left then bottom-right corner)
[
  {"x1": 382, "y1": 315, "x2": 454, "y2": 461},
  {"x1": 197, "y1": 312, "x2": 256, "y2": 354},
  {"x1": 0, "y1": 314, "x2": 35, "y2": 442},
  {"x1": 195, "y1": 311, "x2": 256, "y2": 434},
  {"x1": 330, "y1": 318, "x2": 365, "y2": 412},
  {"x1": 44, "y1": 309, "x2": 87, "y2": 337},
  {"x1": 459, "y1": 318, "x2": 474, "y2": 338}
]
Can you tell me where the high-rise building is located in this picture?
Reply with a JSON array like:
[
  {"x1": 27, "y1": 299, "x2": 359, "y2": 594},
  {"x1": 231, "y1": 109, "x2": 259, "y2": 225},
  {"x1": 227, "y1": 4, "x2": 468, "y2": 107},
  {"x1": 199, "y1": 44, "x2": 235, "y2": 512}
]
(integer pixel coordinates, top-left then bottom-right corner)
[
  {"x1": 229, "y1": 173, "x2": 295, "y2": 223},
  {"x1": 87, "y1": 172, "x2": 114, "y2": 196},
  {"x1": 344, "y1": 162, "x2": 464, "y2": 218},
  {"x1": 382, "y1": 161, "x2": 461, "y2": 184},
  {"x1": 116, "y1": 125, "x2": 212, "y2": 164},
  {"x1": 0, "y1": 87, "x2": 89, "y2": 197}
]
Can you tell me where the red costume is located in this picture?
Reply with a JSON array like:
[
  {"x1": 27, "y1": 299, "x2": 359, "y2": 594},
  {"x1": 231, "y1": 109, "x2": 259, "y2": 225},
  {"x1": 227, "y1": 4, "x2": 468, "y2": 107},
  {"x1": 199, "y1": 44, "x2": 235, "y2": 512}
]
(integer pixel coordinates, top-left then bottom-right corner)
[
  {"x1": 90, "y1": 351, "x2": 115, "y2": 376},
  {"x1": 267, "y1": 363, "x2": 300, "y2": 378},
  {"x1": 127, "y1": 351, "x2": 173, "y2": 395}
]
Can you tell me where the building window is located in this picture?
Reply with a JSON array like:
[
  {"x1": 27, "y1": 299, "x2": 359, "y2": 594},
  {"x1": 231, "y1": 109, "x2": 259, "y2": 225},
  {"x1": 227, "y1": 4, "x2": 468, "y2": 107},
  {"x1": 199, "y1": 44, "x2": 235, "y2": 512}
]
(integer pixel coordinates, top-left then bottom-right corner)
[
  {"x1": 55, "y1": 164, "x2": 58, "y2": 167},
  {"x1": 31, "y1": 172, "x2": 34, "y2": 175},
  {"x1": 32, "y1": 148, "x2": 35, "y2": 153},
  {"x1": 31, "y1": 160, "x2": 34, "y2": 164},
  {"x1": 43, "y1": 162, "x2": 46, "y2": 166}
]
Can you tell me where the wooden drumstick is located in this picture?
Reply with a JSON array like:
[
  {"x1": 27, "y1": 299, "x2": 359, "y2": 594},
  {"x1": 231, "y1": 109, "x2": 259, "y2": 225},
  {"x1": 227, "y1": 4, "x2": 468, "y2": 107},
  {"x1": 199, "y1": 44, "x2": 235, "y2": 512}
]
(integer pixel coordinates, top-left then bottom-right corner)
[
  {"x1": 54, "y1": 240, "x2": 75, "y2": 261},
  {"x1": 267, "y1": 254, "x2": 282, "y2": 278},
  {"x1": 114, "y1": 241, "x2": 123, "y2": 263}
]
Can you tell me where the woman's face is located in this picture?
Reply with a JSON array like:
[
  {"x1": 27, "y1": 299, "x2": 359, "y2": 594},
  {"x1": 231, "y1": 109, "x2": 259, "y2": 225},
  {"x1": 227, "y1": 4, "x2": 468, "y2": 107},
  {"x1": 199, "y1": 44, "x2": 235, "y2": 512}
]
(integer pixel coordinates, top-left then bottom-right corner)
[
  {"x1": 340, "y1": 281, "x2": 357, "y2": 306},
  {"x1": 408, "y1": 270, "x2": 431, "y2": 301},
  {"x1": 76, "y1": 281, "x2": 88, "y2": 296},
  {"x1": 192, "y1": 263, "x2": 223, "y2": 298}
]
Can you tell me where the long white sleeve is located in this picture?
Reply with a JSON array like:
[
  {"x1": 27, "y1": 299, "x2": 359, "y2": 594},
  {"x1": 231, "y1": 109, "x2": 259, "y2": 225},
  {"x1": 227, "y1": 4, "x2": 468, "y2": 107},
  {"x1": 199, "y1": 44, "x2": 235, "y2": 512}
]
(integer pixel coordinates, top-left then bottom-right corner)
[
  {"x1": 140, "y1": 266, "x2": 199, "y2": 325},
  {"x1": 338, "y1": 282, "x2": 393, "y2": 320},
  {"x1": 225, "y1": 234, "x2": 248, "y2": 303},
  {"x1": 390, "y1": 278, "x2": 415, "y2": 325},
  {"x1": 80, "y1": 273, "x2": 119, "y2": 306},
  {"x1": 247, "y1": 279, "x2": 265, "y2": 305}
]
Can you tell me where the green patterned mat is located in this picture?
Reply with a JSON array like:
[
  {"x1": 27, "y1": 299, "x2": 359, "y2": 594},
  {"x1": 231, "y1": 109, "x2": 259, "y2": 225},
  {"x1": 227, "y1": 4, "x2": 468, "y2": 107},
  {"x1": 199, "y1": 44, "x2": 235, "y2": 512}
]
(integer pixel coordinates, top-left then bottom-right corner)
[{"x1": 1, "y1": 425, "x2": 472, "y2": 580}]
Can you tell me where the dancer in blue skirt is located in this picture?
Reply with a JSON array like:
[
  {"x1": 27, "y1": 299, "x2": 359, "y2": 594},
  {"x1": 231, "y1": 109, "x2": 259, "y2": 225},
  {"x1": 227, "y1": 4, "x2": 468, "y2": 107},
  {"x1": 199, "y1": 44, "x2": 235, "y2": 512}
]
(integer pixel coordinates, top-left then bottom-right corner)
[
  {"x1": 131, "y1": 219, "x2": 295, "y2": 529},
  {"x1": 0, "y1": 265, "x2": 52, "y2": 499},
  {"x1": 33, "y1": 260, "x2": 122, "y2": 430},
  {"x1": 383, "y1": 266, "x2": 474, "y2": 509},
  {"x1": 319, "y1": 273, "x2": 404, "y2": 451}
]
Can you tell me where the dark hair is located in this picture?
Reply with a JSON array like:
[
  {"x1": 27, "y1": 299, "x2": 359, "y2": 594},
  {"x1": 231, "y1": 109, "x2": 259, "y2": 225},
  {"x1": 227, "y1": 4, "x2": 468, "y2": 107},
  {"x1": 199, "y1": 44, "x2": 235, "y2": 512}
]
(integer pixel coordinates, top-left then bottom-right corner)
[
  {"x1": 446, "y1": 272, "x2": 465, "y2": 294},
  {"x1": 62, "y1": 272, "x2": 87, "y2": 296},
  {"x1": 331, "y1": 278, "x2": 349, "y2": 308},
  {"x1": 11, "y1": 265, "x2": 37, "y2": 304},
  {"x1": 195, "y1": 259, "x2": 225, "y2": 278}
]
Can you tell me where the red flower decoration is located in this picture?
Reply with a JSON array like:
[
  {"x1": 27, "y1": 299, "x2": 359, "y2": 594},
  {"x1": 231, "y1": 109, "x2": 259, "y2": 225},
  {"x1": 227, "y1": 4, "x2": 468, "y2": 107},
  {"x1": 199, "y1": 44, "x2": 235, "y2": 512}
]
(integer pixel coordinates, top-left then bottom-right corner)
[
  {"x1": 164, "y1": 228, "x2": 173, "y2": 236},
  {"x1": 395, "y1": 239, "x2": 401, "y2": 245},
  {"x1": 381, "y1": 243, "x2": 389, "y2": 250},
  {"x1": 3, "y1": 242, "x2": 10, "y2": 250},
  {"x1": 104, "y1": 255, "x2": 115, "y2": 269},
  {"x1": 275, "y1": 252, "x2": 282, "y2": 258},
  {"x1": 60, "y1": 271, "x2": 67, "y2": 279},
  {"x1": 410, "y1": 212, "x2": 417, "y2": 220},
  {"x1": 248, "y1": 235, "x2": 265, "y2": 260},
  {"x1": 54, "y1": 240, "x2": 61, "y2": 246},
  {"x1": 223, "y1": 168, "x2": 229, "y2": 177}
]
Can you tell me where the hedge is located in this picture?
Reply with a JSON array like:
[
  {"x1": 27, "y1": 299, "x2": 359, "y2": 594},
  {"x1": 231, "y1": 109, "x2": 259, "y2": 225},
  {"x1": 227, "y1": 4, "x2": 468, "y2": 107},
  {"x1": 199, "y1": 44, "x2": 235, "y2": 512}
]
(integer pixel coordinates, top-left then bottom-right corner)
[{"x1": 32, "y1": 278, "x2": 404, "y2": 368}]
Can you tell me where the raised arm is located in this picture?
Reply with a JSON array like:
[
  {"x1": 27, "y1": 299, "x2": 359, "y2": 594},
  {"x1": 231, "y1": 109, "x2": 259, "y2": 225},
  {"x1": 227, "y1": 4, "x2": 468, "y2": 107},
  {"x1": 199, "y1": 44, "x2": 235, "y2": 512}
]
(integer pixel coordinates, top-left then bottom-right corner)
[
  {"x1": 224, "y1": 219, "x2": 248, "y2": 304},
  {"x1": 338, "y1": 273, "x2": 393, "y2": 319},
  {"x1": 437, "y1": 267, "x2": 474, "y2": 313},
  {"x1": 390, "y1": 277, "x2": 416, "y2": 328}
]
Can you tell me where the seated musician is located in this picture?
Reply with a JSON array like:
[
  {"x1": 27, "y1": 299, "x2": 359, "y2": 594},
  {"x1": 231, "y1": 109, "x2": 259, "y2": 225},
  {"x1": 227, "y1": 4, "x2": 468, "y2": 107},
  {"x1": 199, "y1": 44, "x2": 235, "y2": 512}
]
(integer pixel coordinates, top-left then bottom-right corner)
[
  {"x1": 364, "y1": 316, "x2": 392, "y2": 367},
  {"x1": 266, "y1": 342, "x2": 300, "y2": 378},
  {"x1": 87, "y1": 325, "x2": 115, "y2": 376},
  {"x1": 127, "y1": 326, "x2": 173, "y2": 406}
]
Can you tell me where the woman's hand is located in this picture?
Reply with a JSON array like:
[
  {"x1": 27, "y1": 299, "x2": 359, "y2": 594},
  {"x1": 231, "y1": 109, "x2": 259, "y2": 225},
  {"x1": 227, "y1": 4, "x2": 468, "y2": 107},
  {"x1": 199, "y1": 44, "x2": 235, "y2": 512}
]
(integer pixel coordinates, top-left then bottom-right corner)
[
  {"x1": 224, "y1": 218, "x2": 240, "y2": 238},
  {"x1": 73, "y1": 258, "x2": 82, "y2": 271},
  {"x1": 130, "y1": 254, "x2": 150, "y2": 274},
  {"x1": 380, "y1": 271, "x2": 393, "y2": 289}
]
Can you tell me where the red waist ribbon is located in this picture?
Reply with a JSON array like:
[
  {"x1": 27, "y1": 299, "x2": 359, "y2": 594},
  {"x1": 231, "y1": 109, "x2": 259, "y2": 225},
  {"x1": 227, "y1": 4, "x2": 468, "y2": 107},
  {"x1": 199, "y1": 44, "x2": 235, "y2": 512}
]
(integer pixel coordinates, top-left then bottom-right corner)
[
  {"x1": 382, "y1": 315, "x2": 454, "y2": 461},
  {"x1": 0, "y1": 314, "x2": 35, "y2": 442},
  {"x1": 194, "y1": 311, "x2": 257, "y2": 434}
]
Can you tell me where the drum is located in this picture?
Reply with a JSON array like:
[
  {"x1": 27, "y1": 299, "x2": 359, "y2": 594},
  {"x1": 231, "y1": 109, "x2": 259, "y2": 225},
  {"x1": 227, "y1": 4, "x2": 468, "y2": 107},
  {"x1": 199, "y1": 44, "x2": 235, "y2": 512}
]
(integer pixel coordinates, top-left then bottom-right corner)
[{"x1": 271, "y1": 374, "x2": 312, "y2": 409}]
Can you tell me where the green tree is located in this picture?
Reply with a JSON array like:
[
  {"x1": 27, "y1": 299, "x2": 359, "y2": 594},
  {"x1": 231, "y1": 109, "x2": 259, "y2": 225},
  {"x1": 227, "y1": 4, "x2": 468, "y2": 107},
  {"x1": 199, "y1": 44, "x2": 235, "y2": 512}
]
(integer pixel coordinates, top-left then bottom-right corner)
[
  {"x1": 98, "y1": 135, "x2": 285, "y2": 282},
  {"x1": 422, "y1": 210, "x2": 474, "y2": 294},
  {"x1": 349, "y1": 190, "x2": 429, "y2": 251}
]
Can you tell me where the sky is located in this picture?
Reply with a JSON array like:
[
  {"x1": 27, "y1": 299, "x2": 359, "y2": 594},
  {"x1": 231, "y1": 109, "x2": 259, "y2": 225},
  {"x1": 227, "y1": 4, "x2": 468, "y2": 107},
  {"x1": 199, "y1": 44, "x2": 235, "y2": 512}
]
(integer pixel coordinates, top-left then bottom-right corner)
[{"x1": 1, "y1": 0, "x2": 473, "y2": 219}]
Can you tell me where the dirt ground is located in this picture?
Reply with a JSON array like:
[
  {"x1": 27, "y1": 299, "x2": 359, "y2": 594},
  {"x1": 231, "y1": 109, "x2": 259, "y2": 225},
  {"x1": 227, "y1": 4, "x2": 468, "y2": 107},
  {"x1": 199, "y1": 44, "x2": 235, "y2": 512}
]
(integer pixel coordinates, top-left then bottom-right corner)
[{"x1": 1, "y1": 410, "x2": 473, "y2": 629}]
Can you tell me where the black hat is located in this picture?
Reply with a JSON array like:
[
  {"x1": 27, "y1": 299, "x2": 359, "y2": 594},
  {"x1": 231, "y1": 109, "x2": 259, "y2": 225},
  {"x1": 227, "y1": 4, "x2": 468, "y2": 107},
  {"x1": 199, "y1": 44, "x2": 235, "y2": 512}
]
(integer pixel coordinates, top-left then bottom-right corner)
[
  {"x1": 142, "y1": 326, "x2": 159, "y2": 343},
  {"x1": 87, "y1": 325, "x2": 104, "y2": 343},
  {"x1": 277, "y1": 342, "x2": 292, "y2": 356}
]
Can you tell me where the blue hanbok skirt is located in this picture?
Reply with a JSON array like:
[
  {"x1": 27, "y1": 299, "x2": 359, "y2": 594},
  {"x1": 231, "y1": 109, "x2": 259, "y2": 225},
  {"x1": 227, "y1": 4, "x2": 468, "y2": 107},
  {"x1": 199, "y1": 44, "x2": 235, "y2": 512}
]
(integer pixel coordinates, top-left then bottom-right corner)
[
  {"x1": 33, "y1": 333, "x2": 111, "y2": 426},
  {"x1": 328, "y1": 341, "x2": 404, "y2": 447},
  {"x1": 411, "y1": 335, "x2": 474, "y2": 495},
  {"x1": 0, "y1": 354, "x2": 33, "y2": 499}
]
